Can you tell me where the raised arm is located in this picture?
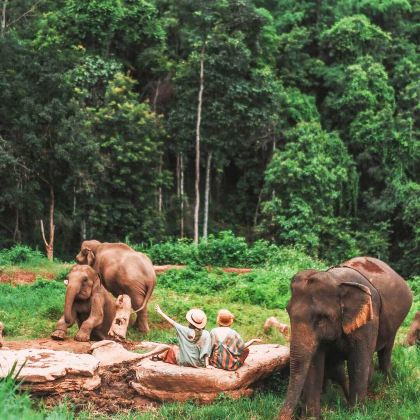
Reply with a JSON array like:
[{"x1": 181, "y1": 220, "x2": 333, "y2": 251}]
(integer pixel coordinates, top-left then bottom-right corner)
[
  {"x1": 244, "y1": 338, "x2": 263, "y2": 348},
  {"x1": 155, "y1": 304, "x2": 177, "y2": 327}
]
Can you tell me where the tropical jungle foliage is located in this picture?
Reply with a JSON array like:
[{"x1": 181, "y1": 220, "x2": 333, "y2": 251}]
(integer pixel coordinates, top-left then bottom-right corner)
[{"x1": 0, "y1": 0, "x2": 418, "y2": 276}]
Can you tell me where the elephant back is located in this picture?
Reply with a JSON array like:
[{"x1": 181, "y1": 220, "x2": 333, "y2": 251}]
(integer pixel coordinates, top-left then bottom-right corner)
[{"x1": 341, "y1": 257, "x2": 412, "y2": 343}]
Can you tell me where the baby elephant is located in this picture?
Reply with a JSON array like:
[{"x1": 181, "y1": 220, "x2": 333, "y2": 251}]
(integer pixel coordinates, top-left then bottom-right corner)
[
  {"x1": 404, "y1": 311, "x2": 420, "y2": 346},
  {"x1": 51, "y1": 265, "x2": 115, "y2": 342}
]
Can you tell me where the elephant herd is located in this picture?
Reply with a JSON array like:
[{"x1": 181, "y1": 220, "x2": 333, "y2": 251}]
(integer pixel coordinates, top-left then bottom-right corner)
[{"x1": 50, "y1": 241, "x2": 416, "y2": 419}]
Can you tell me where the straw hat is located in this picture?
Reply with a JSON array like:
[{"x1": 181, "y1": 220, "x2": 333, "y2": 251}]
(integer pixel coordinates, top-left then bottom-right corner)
[
  {"x1": 186, "y1": 308, "x2": 207, "y2": 329},
  {"x1": 217, "y1": 309, "x2": 234, "y2": 327}
]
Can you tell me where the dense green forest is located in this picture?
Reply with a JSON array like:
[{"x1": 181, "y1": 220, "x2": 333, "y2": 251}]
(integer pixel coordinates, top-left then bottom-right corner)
[{"x1": 0, "y1": 0, "x2": 418, "y2": 275}]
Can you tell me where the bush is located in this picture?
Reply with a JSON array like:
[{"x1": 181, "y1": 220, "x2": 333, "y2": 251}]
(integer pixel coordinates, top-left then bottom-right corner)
[
  {"x1": 138, "y1": 230, "x2": 320, "y2": 269},
  {"x1": 158, "y1": 264, "x2": 238, "y2": 295},
  {"x1": 136, "y1": 238, "x2": 197, "y2": 265},
  {"x1": 197, "y1": 231, "x2": 249, "y2": 267},
  {"x1": 0, "y1": 245, "x2": 45, "y2": 266}
]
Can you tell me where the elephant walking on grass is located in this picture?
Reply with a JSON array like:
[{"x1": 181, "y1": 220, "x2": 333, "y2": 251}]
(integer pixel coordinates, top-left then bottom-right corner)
[
  {"x1": 279, "y1": 257, "x2": 412, "y2": 419},
  {"x1": 76, "y1": 240, "x2": 156, "y2": 333}
]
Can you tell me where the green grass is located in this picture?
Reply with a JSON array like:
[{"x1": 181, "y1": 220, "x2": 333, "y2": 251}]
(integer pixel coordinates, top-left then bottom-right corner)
[{"x1": 0, "y1": 250, "x2": 418, "y2": 420}]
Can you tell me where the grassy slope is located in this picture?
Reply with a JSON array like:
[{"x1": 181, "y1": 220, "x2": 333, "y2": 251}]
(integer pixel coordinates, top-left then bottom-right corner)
[{"x1": 0, "y1": 255, "x2": 418, "y2": 420}]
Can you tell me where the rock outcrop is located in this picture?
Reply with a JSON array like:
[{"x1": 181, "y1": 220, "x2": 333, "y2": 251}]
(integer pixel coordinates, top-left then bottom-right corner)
[
  {"x1": 0, "y1": 341, "x2": 289, "y2": 405},
  {"x1": 131, "y1": 344, "x2": 289, "y2": 403},
  {"x1": 0, "y1": 348, "x2": 100, "y2": 393}
]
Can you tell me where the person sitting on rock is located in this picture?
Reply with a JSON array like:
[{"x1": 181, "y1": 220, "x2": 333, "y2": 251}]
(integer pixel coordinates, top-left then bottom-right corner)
[
  {"x1": 209, "y1": 309, "x2": 262, "y2": 371},
  {"x1": 154, "y1": 305, "x2": 212, "y2": 368}
]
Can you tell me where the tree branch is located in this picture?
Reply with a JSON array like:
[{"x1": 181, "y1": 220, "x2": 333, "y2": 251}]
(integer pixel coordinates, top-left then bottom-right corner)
[{"x1": 40, "y1": 219, "x2": 48, "y2": 248}]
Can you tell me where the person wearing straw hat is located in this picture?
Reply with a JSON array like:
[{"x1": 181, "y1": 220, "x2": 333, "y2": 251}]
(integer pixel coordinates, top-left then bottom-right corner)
[
  {"x1": 209, "y1": 309, "x2": 262, "y2": 370},
  {"x1": 154, "y1": 304, "x2": 212, "y2": 368}
]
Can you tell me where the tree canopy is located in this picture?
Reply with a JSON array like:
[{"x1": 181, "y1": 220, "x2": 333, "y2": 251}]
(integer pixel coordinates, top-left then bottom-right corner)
[{"x1": 0, "y1": 0, "x2": 418, "y2": 275}]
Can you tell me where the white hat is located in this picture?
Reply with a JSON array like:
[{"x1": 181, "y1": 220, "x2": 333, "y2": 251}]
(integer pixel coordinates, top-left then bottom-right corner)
[{"x1": 186, "y1": 308, "x2": 207, "y2": 329}]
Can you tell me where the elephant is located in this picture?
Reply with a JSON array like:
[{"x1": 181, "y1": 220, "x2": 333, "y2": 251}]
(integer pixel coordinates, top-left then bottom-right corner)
[
  {"x1": 279, "y1": 256, "x2": 412, "y2": 419},
  {"x1": 404, "y1": 311, "x2": 420, "y2": 346},
  {"x1": 75, "y1": 240, "x2": 156, "y2": 333},
  {"x1": 51, "y1": 265, "x2": 116, "y2": 342}
]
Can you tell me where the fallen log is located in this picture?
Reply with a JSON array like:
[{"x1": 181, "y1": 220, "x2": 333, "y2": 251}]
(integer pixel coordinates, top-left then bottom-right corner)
[
  {"x1": 108, "y1": 295, "x2": 132, "y2": 341},
  {"x1": 131, "y1": 344, "x2": 289, "y2": 403}
]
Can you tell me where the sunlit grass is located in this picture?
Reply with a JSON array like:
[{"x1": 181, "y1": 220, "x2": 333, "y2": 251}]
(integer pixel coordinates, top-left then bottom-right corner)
[{"x1": 0, "y1": 255, "x2": 418, "y2": 419}]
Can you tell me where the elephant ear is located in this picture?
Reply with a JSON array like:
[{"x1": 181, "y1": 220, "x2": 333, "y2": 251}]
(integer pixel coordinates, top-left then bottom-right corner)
[
  {"x1": 339, "y1": 282, "x2": 373, "y2": 334},
  {"x1": 83, "y1": 248, "x2": 95, "y2": 266},
  {"x1": 92, "y1": 272, "x2": 101, "y2": 293}
]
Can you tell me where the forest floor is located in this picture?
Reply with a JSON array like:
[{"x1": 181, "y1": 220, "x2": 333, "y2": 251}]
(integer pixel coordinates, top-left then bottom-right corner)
[{"x1": 0, "y1": 258, "x2": 418, "y2": 419}]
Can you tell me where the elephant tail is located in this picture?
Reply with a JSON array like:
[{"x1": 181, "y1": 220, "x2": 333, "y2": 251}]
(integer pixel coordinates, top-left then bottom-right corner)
[{"x1": 132, "y1": 279, "x2": 156, "y2": 313}]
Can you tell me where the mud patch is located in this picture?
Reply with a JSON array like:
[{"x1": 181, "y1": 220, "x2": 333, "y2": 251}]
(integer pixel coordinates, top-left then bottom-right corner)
[{"x1": 41, "y1": 363, "x2": 158, "y2": 415}]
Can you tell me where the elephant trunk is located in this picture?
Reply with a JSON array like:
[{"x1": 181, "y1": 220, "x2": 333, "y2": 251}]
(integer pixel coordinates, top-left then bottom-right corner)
[
  {"x1": 279, "y1": 327, "x2": 317, "y2": 419},
  {"x1": 64, "y1": 283, "x2": 80, "y2": 324}
]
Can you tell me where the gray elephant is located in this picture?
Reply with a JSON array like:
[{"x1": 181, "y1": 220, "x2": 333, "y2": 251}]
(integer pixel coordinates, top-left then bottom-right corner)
[
  {"x1": 51, "y1": 265, "x2": 116, "y2": 342},
  {"x1": 279, "y1": 257, "x2": 412, "y2": 419},
  {"x1": 75, "y1": 240, "x2": 156, "y2": 333}
]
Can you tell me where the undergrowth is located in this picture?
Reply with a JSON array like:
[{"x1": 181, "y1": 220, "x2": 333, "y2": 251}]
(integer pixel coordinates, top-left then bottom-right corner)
[{"x1": 0, "y1": 242, "x2": 418, "y2": 419}]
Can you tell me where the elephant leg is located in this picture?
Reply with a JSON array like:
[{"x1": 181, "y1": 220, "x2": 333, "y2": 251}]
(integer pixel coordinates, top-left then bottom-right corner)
[
  {"x1": 75, "y1": 295, "x2": 105, "y2": 342},
  {"x1": 347, "y1": 346, "x2": 372, "y2": 406},
  {"x1": 378, "y1": 333, "x2": 396, "y2": 378},
  {"x1": 368, "y1": 359, "x2": 374, "y2": 385},
  {"x1": 301, "y1": 348, "x2": 325, "y2": 419},
  {"x1": 51, "y1": 309, "x2": 76, "y2": 340},
  {"x1": 131, "y1": 294, "x2": 149, "y2": 333},
  {"x1": 326, "y1": 360, "x2": 349, "y2": 402}
]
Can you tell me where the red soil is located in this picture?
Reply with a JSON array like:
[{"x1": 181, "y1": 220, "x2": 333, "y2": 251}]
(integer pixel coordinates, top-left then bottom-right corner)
[
  {"x1": 0, "y1": 266, "x2": 252, "y2": 286},
  {"x1": 0, "y1": 270, "x2": 55, "y2": 285}
]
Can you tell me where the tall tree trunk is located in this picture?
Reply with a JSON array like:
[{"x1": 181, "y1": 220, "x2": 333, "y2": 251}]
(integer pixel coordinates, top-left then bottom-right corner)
[
  {"x1": 253, "y1": 186, "x2": 263, "y2": 230},
  {"x1": 176, "y1": 153, "x2": 180, "y2": 198},
  {"x1": 194, "y1": 45, "x2": 205, "y2": 244},
  {"x1": 13, "y1": 178, "x2": 22, "y2": 242},
  {"x1": 73, "y1": 184, "x2": 77, "y2": 216},
  {"x1": 1, "y1": 0, "x2": 7, "y2": 38},
  {"x1": 180, "y1": 153, "x2": 185, "y2": 238},
  {"x1": 203, "y1": 151, "x2": 212, "y2": 240},
  {"x1": 272, "y1": 138, "x2": 276, "y2": 200},
  {"x1": 80, "y1": 219, "x2": 87, "y2": 241},
  {"x1": 158, "y1": 154, "x2": 163, "y2": 213},
  {"x1": 13, "y1": 207, "x2": 20, "y2": 242},
  {"x1": 40, "y1": 186, "x2": 55, "y2": 261},
  {"x1": 154, "y1": 80, "x2": 163, "y2": 214}
]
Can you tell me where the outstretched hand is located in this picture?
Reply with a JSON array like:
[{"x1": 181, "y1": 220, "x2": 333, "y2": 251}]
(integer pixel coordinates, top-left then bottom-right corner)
[{"x1": 155, "y1": 304, "x2": 163, "y2": 315}]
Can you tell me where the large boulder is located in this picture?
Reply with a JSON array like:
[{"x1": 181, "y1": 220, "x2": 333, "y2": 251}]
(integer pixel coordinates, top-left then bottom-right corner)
[
  {"x1": 131, "y1": 344, "x2": 289, "y2": 403},
  {"x1": 0, "y1": 348, "x2": 100, "y2": 394}
]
